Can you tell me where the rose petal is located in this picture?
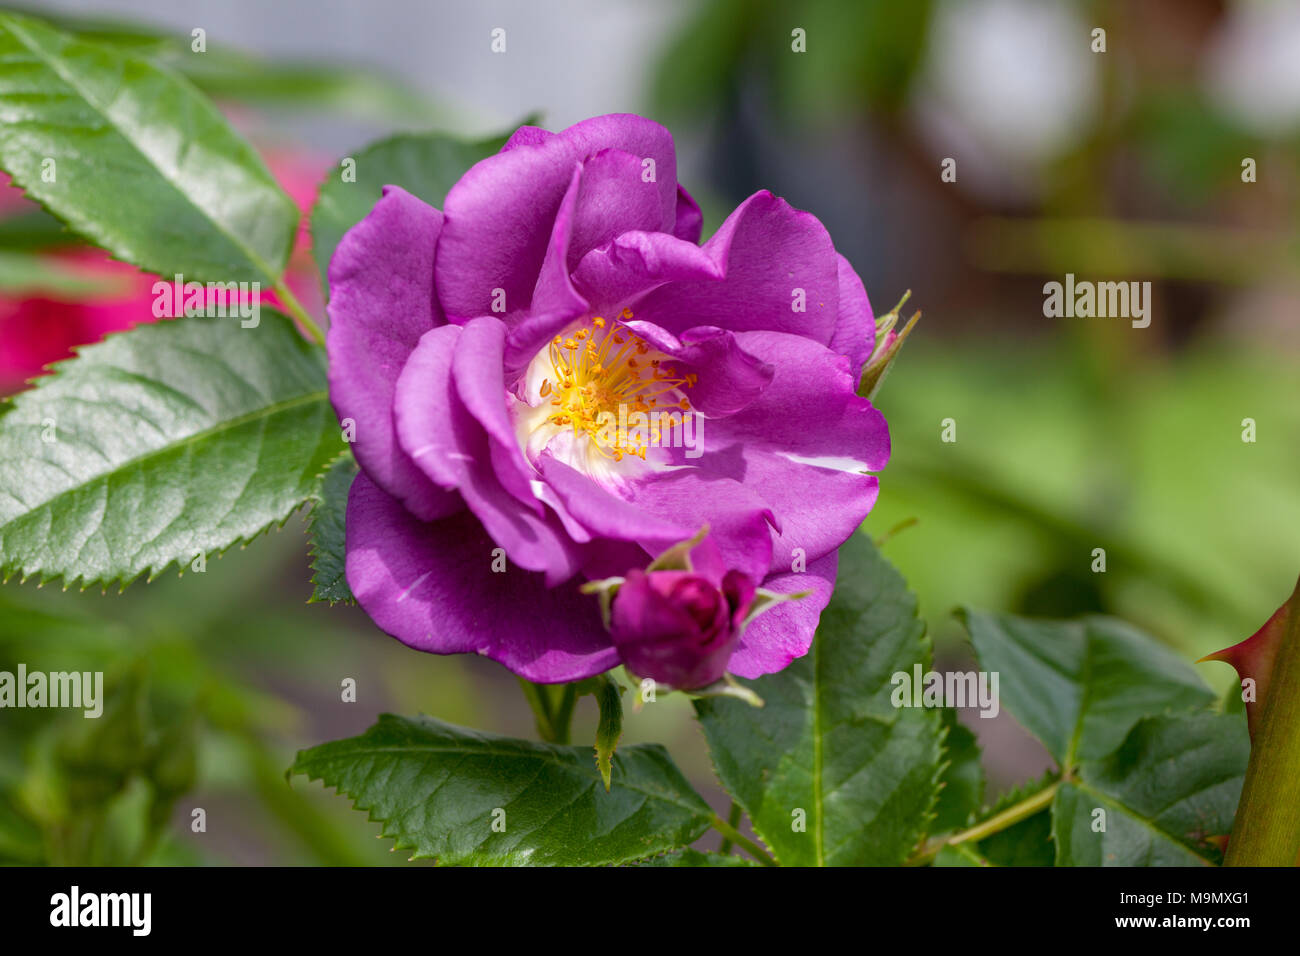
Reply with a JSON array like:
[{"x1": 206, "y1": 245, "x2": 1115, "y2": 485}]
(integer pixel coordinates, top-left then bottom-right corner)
[
  {"x1": 674, "y1": 184, "x2": 703, "y2": 243},
  {"x1": 570, "y1": 229, "x2": 722, "y2": 315},
  {"x1": 728, "y1": 551, "x2": 836, "y2": 678},
  {"x1": 630, "y1": 190, "x2": 841, "y2": 343},
  {"x1": 393, "y1": 324, "x2": 582, "y2": 583},
  {"x1": 829, "y1": 254, "x2": 875, "y2": 387},
  {"x1": 346, "y1": 472, "x2": 618, "y2": 682},
  {"x1": 436, "y1": 114, "x2": 680, "y2": 322},
  {"x1": 326, "y1": 186, "x2": 459, "y2": 521}
]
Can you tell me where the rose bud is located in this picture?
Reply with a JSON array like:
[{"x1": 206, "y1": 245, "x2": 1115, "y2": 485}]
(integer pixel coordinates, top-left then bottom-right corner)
[
  {"x1": 585, "y1": 528, "x2": 809, "y2": 692},
  {"x1": 609, "y1": 566, "x2": 756, "y2": 690}
]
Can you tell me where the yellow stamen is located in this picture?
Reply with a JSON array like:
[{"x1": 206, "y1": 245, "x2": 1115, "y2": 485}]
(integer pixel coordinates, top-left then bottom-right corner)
[{"x1": 538, "y1": 315, "x2": 693, "y2": 460}]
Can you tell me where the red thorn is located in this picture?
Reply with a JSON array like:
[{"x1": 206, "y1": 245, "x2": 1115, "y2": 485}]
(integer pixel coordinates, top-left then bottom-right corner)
[{"x1": 1201, "y1": 601, "x2": 1290, "y2": 738}]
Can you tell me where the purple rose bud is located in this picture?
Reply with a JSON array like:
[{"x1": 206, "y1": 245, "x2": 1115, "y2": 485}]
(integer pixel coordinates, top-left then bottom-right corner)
[{"x1": 609, "y1": 566, "x2": 756, "y2": 690}]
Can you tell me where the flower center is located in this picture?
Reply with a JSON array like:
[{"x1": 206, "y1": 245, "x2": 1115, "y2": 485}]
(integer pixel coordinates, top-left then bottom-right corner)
[{"x1": 536, "y1": 308, "x2": 694, "y2": 462}]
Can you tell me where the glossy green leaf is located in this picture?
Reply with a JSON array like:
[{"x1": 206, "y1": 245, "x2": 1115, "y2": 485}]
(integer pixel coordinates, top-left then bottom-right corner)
[
  {"x1": 695, "y1": 532, "x2": 944, "y2": 866},
  {"x1": 959, "y1": 608, "x2": 1215, "y2": 767},
  {"x1": 307, "y1": 452, "x2": 356, "y2": 605},
  {"x1": 0, "y1": 12, "x2": 297, "y2": 282},
  {"x1": 291, "y1": 714, "x2": 713, "y2": 866},
  {"x1": 310, "y1": 128, "x2": 514, "y2": 296},
  {"x1": 0, "y1": 312, "x2": 345, "y2": 588},
  {"x1": 1052, "y1": 712, "x2": 1247, "y2": 866}
]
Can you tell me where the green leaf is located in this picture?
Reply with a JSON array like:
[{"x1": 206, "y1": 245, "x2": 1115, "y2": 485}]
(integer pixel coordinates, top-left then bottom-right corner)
[
  {"x1": 974, "y1": 774, "x2": 1058, "y2": 867},
  {"x1": 1052, "y1": 712, "x2": 1247, "y2": 866},
  {"x1": 0, "y1": 12, "x2": 298, "y2": 282},
  {"x1": 695, "y1": 532, "x2": 944, "y2": 866},
  {"x1": 638, "y1": 849, "x2": 758, "y2": 867},
  {"x1": 291, "y1": 714, "x2": 712, "y2": 866},
  {"x1": 4, "y1": 5, "x2": 444, "y2": 123},
  {"x1": 0, "y1": 208, "x2": 71, "y2": 250},
  {"x1": 310, "y1": 128, "x2": 514, "y2": 296},
  {"x1": 933, "y1": 843, "x2": 992, "y2": 866},
  {"x1": 932, "y1": 708, "x2": 983, "y2": 833},
  {"x1": 0, "y1": 311, "x2": 345, "y2": 588},
  {"x1": 958, "y1": 608, "x2": 1215, "y2": 768},
  {"x1": 307, "y1": 452, "x2": 356, "y2": 605},
  {"x1": 982, "y1": 811, "x2": 1055, "y2": 867}
]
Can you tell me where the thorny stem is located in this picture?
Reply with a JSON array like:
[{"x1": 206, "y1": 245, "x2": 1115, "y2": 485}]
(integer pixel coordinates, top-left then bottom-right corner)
[{"x1": 1225, "y1": 575, "x2": 1300, "y2": 866}]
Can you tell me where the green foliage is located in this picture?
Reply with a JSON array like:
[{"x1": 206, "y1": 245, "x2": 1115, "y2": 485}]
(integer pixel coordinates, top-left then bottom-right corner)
[
  {"x1": 959, "y1": 608, "x2": 1214, "y2": 766},
  {"x1": 291, "y1": 714, "x2": 712, "y2": 866},
  {"x1": 307, "y1": 453, "x2": 357, "y2": 605},
  {"x1": 932, "y1": 708, "x2": 983, "y2": 833},
  {"x1": 932, "y1": 612, "x2": 1249, "y2": 867},
  {"x1": 1053, "y1": 713, "x2": 1247, "y2": 865},
  {"x1": 0, "y1": 11, "x2": 298, "y2": 282},
  {"x1": 639, "y1": 849, "x2": 758, "y2": 867},
  {"x1": 310, "y1": 129, "x2": 515, "y2": 296},
  {"x1": 868, "y1": 342, "x2": 1300, "y2": 665},
  {"x1": 970, "y1": 775, "x2": 1058, "y2": 867},
  {"x1": 0, "y1": 312, "x2": 345, "y2": 588},
  {"x1": 5, "y1": 663, "x2": 197, "y2": 865},
  {"x1": 695, "y1": 532, "x2": 944, "y2": 865},
  {"x1": 653, "y1": 0, "x2": 933, "y2": 123},
  {"x1": 3, "y1": 3, "x2": 443, "y2": 122}
]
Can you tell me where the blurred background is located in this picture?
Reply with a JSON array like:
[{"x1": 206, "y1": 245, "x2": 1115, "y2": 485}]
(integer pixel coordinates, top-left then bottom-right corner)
[{"x1": 1, "y1": 0, "x2": 1297, "y2": 864}]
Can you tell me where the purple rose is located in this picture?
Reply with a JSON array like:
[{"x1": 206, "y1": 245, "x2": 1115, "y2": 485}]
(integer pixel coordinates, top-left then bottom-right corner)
[{"x1": 328, "y1": 113, "x2": 890, "y2": 684}]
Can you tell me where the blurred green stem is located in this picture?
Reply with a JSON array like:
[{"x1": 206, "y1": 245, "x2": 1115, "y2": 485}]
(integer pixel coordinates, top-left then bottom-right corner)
[
  {"x1": 718, "y1": 800, "x2": 742, "y2": 855},
  {"x1": 272, "y1": 278, "x2": 325, "y2": 345},
  {"x1": 518, "y1": 679, "x2": 577, "y2": 745},
  {"x1": 709, "y1": 813, "x2": 775, "y2": 866}
]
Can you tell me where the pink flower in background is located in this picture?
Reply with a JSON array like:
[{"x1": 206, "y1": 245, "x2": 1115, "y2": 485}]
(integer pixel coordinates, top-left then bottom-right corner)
[
  {"x1": 0, "y1": 244, "x2": 153, "y2": 393},
  {"x1": 0, "y1": 150, "x2": 325, "y2": 394}
]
